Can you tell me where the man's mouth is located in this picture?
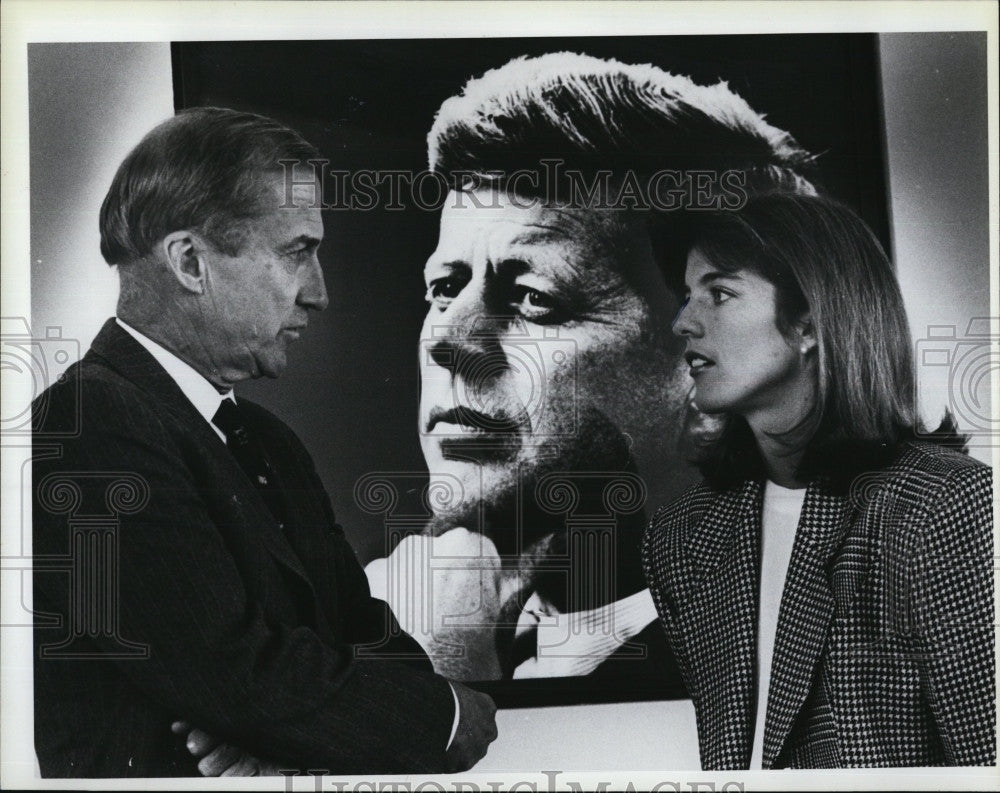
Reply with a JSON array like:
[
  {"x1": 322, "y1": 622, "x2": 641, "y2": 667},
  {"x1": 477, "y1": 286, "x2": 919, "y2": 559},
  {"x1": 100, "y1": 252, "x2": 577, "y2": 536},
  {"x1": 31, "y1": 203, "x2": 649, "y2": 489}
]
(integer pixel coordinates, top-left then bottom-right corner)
[
  {"x1": 684, "y1": 351, "x2": 715, "y2": 375},
  {"x1": 426, "y1": 406, "x2": 522, "y2": 435}
]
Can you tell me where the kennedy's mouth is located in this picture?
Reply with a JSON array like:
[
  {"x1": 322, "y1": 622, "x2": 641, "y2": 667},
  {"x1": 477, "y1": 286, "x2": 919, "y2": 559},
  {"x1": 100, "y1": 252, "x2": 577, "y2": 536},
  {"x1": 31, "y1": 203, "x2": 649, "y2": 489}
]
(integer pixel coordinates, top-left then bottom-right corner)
[
  {"x1": 684, "y1": 350, "x2": 715, "y2": 375},
  {"x1": 426, "y1": 406, "x2": 521, "y2": 434},
  {"x1": 425, "y1": 406, "x2": 523, "y2": 464}
]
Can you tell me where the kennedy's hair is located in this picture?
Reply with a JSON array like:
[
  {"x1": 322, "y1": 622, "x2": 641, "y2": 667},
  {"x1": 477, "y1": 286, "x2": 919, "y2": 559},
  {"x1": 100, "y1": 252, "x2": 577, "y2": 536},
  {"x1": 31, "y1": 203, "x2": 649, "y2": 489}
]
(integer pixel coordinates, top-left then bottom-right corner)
[
  {"x1": 428, "y1": 52, "x2": 817, "y2": 287},
  {"x1": 99, "y1": 107, "x2": 320, "y2": 265},
  {"x1": 688, "y1": 193, "x2": 965, "y2": 489}
]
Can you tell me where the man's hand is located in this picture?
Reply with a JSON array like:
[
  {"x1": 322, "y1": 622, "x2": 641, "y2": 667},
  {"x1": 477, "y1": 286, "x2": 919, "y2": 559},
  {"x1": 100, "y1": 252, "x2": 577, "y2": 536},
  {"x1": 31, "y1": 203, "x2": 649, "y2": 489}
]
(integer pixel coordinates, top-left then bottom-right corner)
[
  {"x1": 444, "y1": 681, "x2": 498, "y2": 772},
  {"x1": 365, "y1": 527, "x2": 505, "y2": 680},
  {"x1": 171, "y1": 721, "x2": 284, "y2": 776},
  {"x1": 172, "y1": 676, "x2": 499, "y2": 776}
]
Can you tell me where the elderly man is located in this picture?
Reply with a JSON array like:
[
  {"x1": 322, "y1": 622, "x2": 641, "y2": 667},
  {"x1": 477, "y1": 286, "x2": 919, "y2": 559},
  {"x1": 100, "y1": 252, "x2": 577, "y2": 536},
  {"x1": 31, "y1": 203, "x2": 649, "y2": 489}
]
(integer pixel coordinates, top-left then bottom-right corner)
[
  {"x1": 365, "y1": 52, "x2": 817, "y2": 683},
  {"x1": 31, "y1": 107, "x2": 496, "y2": 777}
]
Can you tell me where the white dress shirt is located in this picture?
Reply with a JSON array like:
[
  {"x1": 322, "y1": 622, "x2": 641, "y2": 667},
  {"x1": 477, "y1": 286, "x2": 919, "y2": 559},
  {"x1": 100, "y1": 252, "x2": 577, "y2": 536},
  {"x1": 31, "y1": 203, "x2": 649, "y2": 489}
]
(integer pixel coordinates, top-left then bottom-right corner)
[{"x1": 115, "y1": 318, "x2": 233, "y2": 439}]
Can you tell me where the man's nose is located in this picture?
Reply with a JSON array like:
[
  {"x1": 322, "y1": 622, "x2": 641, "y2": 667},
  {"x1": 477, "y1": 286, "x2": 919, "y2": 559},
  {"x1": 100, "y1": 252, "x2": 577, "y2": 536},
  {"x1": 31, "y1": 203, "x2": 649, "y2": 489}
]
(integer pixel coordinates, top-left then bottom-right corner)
[
  {"x1": 299, "y1": 257, "x2": 329, "y2": 311},
  {"x1": 424, "y1": 283, "x2": 508, "y2": 378},
  {"x1": 671, "y1": 297, "x2": 700, "y2": 337}
]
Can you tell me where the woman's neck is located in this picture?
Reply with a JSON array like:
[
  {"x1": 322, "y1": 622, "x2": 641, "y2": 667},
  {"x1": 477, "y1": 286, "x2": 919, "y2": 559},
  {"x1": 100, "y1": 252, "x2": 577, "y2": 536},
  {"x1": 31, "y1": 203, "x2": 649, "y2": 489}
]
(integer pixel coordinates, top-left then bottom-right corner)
[
  {"x1": 745, "y1": 380, "x2": 816, "y2": 489},
  {"x1": 754, "y1": 433, "x2": 808, "y2": 488}
]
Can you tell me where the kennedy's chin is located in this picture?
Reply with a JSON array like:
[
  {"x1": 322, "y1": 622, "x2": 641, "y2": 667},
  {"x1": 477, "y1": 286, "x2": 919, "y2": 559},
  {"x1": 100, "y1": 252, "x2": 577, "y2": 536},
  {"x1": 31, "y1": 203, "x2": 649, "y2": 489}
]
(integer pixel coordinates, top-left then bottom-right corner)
[
  {"x1": 424, "y1": 466, "x2": 481, "y2": 527},
  {"x1": 426, "y1": 459, "x2": 520, "y2": 516}
]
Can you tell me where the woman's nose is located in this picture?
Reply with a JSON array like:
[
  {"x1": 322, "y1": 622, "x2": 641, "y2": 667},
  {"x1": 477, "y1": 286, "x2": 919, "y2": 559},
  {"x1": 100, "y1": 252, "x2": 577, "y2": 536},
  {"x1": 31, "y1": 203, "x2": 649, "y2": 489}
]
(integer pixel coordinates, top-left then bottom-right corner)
[{"x1": 671, "y1": 297, "x2": 701, "y2": 337}]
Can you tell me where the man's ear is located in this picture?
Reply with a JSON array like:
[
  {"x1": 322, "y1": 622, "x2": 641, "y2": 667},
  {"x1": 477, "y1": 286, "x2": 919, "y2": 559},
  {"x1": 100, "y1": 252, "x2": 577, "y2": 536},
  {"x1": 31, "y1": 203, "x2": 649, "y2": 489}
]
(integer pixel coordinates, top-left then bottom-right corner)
[{"x1": 161, "y1": 231, "x2": 207, "y2": 294}]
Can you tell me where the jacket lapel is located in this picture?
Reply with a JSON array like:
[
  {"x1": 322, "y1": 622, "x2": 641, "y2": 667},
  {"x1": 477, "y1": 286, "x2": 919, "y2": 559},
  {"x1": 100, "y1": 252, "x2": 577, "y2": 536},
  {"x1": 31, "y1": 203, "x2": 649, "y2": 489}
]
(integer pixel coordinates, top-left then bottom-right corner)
[
  {"x1": 88, "y1": 319, "x2": 315, "y2": 591},
  {"x1": 675, "y1": 480, "x2": 762, "y2": 769},
  {"x1": 762, "y1": 480, "x2": 852, "y2": 768}
]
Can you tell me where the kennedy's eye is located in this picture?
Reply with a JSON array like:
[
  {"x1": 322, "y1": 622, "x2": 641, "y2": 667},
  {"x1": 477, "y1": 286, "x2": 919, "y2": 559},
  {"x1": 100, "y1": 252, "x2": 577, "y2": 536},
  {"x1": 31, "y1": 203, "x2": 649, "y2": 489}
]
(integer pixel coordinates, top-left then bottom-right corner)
[
  {"x1": 425, "y1": 276, "x2": 464, "y2": 307},
  {"x1": 511, "y1": 286, "x2": 561, "y2": 322}
]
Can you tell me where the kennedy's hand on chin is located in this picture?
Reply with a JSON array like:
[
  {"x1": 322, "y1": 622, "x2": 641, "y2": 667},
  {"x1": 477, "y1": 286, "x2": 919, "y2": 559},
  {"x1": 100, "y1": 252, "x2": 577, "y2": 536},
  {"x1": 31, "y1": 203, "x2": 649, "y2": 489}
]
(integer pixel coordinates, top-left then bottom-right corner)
[
  {"x1": 171, "y1": 721, "x2": 284, "y2": 776},
  {"x1": 365, "y1": 527, "x2": 504, "y2": 680},
  {"x1": 444, "y1": 681, "x2": 498, "y2": 772}
]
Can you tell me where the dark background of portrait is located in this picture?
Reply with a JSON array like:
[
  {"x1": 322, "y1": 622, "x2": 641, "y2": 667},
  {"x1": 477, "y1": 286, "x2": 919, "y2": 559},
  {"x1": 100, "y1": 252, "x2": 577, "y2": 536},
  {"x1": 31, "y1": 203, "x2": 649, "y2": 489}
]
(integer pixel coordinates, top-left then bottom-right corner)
[{"x1": 171, "y1": 35, "x2": 890, "y2": 566}]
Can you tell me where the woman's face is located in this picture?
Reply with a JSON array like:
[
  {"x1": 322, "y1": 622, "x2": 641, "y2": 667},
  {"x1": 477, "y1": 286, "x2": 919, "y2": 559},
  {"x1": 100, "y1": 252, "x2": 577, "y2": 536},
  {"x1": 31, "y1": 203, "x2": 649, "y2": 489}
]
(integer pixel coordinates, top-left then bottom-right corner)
[{"x1": 672, "y1": 248, "x2": 815, "y2": 427}]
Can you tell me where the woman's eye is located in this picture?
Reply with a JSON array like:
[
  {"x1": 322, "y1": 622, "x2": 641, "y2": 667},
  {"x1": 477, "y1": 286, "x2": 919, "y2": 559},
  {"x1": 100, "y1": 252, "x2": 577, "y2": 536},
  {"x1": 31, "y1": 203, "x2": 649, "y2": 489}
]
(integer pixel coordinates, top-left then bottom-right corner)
[{"x1": 710, "y1": 288, "x2": 732, "y2": 305}]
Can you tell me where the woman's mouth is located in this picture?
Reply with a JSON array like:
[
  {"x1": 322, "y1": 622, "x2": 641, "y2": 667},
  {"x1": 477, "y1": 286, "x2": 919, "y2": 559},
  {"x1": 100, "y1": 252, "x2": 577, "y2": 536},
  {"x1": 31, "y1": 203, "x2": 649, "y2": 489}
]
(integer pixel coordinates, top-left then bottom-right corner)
[{"x1": 684, "y1": 351, "x2": 716, "y2": 375}]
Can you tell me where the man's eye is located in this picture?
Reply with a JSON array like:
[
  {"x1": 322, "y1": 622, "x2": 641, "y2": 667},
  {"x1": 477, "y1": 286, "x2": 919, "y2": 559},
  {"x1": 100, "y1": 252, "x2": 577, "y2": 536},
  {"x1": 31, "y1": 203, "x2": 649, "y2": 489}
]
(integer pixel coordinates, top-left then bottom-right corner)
[
  {"x1": 425, "y1": 277, "x2": 464, "y2": 305},
  {"x1": 512, "y1": 286, "x2": 560, "y2": 321}
]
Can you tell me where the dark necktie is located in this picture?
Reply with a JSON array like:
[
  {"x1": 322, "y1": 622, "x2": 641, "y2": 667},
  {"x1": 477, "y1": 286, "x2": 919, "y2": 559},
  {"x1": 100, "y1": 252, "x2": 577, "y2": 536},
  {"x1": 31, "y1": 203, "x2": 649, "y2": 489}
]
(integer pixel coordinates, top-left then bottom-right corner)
[{"x1": 212, "y1": 399, "x2": 286, "y2": 526}]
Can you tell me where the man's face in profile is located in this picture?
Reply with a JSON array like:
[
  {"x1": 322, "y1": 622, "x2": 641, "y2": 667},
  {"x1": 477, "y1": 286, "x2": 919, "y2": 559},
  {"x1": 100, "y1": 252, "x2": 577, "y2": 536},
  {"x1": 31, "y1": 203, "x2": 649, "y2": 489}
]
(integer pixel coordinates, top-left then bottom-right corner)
[
  {"x1": 193, "y1": 176, "x2": 327, "y2": 386},
  {"x1": 418, "y1": 189, "x2": 692, "y2": 522}
]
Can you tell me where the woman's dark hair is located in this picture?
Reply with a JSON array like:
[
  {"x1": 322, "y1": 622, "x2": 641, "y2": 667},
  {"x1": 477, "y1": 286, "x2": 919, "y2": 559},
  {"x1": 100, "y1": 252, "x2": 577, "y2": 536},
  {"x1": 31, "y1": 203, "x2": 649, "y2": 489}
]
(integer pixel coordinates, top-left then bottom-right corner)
[{"x1": 687, "y1": 193, "x2": 966, "y2": 489}]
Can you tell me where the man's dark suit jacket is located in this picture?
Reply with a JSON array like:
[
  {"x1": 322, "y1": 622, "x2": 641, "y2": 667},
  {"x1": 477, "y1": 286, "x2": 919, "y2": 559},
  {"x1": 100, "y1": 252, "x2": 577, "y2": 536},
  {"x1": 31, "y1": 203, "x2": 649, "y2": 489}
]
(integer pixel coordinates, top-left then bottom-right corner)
[
  {"x1": 644, "y1": 441, "x2": 994, "y2": 769},
  {"x1": 32, "y1": 319, "x2": 455, "y2": 777}
]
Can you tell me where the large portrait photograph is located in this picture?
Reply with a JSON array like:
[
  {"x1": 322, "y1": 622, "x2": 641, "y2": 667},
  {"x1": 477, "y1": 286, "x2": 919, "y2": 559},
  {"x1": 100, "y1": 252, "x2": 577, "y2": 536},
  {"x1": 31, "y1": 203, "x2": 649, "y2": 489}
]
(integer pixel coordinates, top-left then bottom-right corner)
[
  {"x1": 166, "y1": 32, "x2": 902, "y2": 706},
  {"x1": 1, "y1": 1, "x2": 996, "y2": 788}
]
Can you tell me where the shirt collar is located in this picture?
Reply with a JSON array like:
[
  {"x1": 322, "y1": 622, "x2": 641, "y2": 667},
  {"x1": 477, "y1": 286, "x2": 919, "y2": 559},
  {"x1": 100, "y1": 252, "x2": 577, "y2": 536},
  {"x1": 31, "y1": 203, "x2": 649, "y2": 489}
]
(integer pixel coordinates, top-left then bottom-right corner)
[
  {"x1": 116, "y1": 318, "x2": 234, "y2": 437},
  {"x1": 512, "y1": 588, "x2": 659, "y2": 678}
]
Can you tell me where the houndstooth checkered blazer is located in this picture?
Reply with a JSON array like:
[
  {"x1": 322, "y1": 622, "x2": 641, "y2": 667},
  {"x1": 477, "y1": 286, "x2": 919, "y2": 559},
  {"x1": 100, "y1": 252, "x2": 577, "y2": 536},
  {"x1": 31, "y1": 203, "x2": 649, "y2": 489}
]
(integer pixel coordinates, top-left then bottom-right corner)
[{"x1": 643, "y1": 441, "x2": 995, "y2": 769}]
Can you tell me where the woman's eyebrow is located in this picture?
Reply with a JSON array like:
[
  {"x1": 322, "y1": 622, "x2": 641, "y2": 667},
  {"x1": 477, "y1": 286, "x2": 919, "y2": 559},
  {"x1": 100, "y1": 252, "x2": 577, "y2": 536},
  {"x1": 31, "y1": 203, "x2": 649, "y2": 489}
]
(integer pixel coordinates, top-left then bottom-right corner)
[{"x1": 697, "y1": 270, "x2": 743, "y2": 286}]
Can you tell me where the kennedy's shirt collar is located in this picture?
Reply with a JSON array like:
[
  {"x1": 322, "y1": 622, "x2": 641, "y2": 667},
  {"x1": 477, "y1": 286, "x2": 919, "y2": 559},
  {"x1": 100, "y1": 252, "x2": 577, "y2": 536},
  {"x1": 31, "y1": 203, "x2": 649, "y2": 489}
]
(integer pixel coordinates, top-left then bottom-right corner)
[
  {"x1": 512, "y1": 588, "x2": 659, "y2": 679},
  {"x1": 116, "y1": 318, "x2": 234, "y2": 440}
]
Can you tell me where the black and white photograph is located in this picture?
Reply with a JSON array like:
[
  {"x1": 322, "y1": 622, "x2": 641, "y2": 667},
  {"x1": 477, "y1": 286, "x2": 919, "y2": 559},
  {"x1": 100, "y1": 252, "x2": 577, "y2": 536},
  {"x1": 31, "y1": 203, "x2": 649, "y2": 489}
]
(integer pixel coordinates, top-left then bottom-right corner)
[{"x1": 1, "y1": 1, "x2": 996, "y2": 789}]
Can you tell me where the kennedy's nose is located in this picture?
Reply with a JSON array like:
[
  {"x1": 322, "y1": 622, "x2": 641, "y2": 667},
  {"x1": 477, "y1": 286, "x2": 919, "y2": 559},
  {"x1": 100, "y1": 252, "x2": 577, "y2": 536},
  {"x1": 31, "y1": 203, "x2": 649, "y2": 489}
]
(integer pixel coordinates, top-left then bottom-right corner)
[
  {"x1": 671, "y1": 297, "x2": 701, "y2": 338},
  {"x1": 424, "y1": 279, "x2": 509, "y2": 381}
]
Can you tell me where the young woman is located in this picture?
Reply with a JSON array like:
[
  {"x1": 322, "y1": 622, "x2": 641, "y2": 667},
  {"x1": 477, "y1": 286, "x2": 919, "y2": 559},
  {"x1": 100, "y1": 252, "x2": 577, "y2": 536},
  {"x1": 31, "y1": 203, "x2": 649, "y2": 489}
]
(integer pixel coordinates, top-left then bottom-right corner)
[{"x1": 643, "y1": 193, "x2": 994, "y2": 769}]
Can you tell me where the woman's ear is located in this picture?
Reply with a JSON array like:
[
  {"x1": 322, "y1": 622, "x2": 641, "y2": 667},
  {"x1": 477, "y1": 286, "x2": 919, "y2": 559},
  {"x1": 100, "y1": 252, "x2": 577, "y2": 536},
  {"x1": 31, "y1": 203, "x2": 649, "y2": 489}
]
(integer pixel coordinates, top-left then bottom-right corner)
[{"x1": 795, "y1": 313, "x2": 817, "y2": 355}]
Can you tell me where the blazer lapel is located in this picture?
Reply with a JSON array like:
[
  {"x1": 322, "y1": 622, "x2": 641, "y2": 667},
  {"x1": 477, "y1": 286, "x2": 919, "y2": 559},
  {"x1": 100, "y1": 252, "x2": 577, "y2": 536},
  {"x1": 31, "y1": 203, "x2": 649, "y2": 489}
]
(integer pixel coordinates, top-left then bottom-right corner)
[
  {"x1": 88, "y1": 319, "x2": 315, "y2": 591},
  {"x1": 675, "y1": 480, "x2": 762, "y2": 769},
  {"x1": 762, "y1": 480, "x2": 852, "y2": 768}
]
